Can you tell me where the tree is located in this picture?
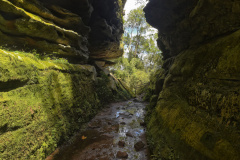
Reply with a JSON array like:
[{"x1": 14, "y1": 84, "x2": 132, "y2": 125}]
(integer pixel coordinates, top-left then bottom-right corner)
[
  {"x1": 135, "y1": 0, "x2": 148, "y2": 5},
  {"x1": 124, "y1": 5, "x2": 150, "y2": 60},
  {"x1": 111, "y1": 5, "x2": 162, "y2": 96},
  {"x1": 143, "y1": 33, "x2": 163, "y2": 72}
]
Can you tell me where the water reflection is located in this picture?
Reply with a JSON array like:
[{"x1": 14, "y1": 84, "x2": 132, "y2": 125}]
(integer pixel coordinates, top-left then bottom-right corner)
[
  {"x1": 136, "y1": 108, "x2": 144, "y2": 117},
  {"x1": 119, "y1": 126, "x2": 128, "y2": 137},
  {"x1": 46, "y1": 100, "x2": 149, "y2": 160},
  {"x1": 116, "y1": 110, "x2": 124, "y2": 118},
  {"x1": 135, "y1": 129, "x2": 144, "y2": 136}
]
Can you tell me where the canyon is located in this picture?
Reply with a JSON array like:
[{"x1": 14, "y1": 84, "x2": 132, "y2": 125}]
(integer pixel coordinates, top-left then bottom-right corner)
[{"x1": 0, "y1": 0, "x2": 239, "y2": 159}]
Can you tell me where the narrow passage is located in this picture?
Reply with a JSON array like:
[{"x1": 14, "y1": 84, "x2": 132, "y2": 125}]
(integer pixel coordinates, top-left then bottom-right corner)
[{"x1": 46, "y1": 99, "x2": 149, "y2": 160}]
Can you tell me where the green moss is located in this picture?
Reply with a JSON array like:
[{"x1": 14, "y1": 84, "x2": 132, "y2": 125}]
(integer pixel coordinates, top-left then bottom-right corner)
[
  {"x1": 145, "y1": 30, "x2": 240, "y2": 160},
  {"x1": 0, "y1": 49, "x2": 100, "y2": 159},
  {"x1": 143, "y1": 68, "x2": 164, "y2": 101},
  {"x1": 0, "y1": 0, "x2": 78, "y2": 35},
  {"x1": 95, "y1": 72, "x2": 132, "y2": 104},
  {"x1": 95, "y1": 72, "x2": 115, "y2": 104},
  {"x1": 116, "y1": 78, "x2": 135, "y2": 98}
]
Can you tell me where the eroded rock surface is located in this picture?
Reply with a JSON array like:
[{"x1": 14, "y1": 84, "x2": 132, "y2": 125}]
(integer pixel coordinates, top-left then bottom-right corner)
[
  {"x1": 0, "y1": 0, "x2": 125, "y2": 62},
  {"x1": 144, "y1": 0, "x2": 240, "y2": 159},
  {"x1": 0, "y1": 0, "x2": 129, "y2": 159}
]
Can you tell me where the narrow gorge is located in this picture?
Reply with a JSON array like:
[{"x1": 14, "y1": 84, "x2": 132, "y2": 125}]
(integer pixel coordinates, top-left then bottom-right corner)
[{"x1": 0, "y1": 0, "x2": 239, "y2": 160}]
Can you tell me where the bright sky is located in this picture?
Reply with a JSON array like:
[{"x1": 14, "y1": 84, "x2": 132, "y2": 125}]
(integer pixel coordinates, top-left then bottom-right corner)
[
  {"x1": 124, "y1": 0, "x2": 142, "y2": 19},
  {"x1": 123, "y1": 0, "x2": 158, "y2": 58},
  {"x1": 123, "y1": 0, "x2": 157, "y2": 36}
]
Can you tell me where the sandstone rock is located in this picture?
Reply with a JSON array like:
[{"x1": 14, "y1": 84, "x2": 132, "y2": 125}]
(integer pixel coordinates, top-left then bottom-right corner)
[
  {"x1": 116, "y1": 151, "x2": 128, "y2": 159},
  {"x1": 0, "y1": 0, "x2": 126, "y2": 63},
  {"x1": 144, "y1": 0, "x2": 240, "y2": 159},
  {"x1": 40, "y1": 0, "x2": 94, "y2": 24},
  {"x1": 9, "y1": 0, "x2": 91, "y2": 35},
  {"x1": 134, "y1": 141, "x2": 145, "y2": 151},
  {"x1": 0, "y1": 1, "x2": 127, "y2": 160},
  {"x1": 0, "y1": 0, "x2": 89, "y2": 61},
  {"x1": 0, "y1": 48, "x2": 101, "y2": 159},
  {"x1": 144, "y1": 0, "x2": 240, "y2": 58},
  {"x1": 88, "y1": 0, "x2": 125, "y2": 60},
  {"x1": 126, "y1": 132, "x2": 133, "y2": 137},
  {"x1": 118, "y1": 141, "x2": 125, "y2": 147}
]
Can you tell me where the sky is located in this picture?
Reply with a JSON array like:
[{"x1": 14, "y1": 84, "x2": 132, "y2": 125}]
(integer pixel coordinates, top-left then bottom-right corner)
[
  {"x1": 122, "y1": 0, "x2": 158, "y2": 58},
  {"x1": 124, "y1": 0, "x2": 143, "y2": 19},
  {"x1": 123, "y1": 0, "x2": 157, "y2": 38}
]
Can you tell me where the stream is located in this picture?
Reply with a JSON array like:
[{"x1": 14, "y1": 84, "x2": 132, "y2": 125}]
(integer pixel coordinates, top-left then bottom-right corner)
[{"x1": 46, "y1": 99, "x2": 149, "y2": 160}]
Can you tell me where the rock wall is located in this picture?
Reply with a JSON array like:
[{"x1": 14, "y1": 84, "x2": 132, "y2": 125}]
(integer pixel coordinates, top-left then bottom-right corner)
[
  {"x1": 144, "y1": 0, "x2": 240, "y2": 159},
  {"x1": 0, "y1": 0, "x2": 129, "y2": 159}
]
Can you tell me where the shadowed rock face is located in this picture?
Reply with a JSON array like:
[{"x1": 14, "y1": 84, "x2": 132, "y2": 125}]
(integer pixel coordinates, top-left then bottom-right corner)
[
  {"x1": 39, "y1": 0, "x2": 125, "y2": 60},
  {"x1": 144, "y1": 0, "x2": 240, "y2": 159},
  {"x1": 88, "y1": 0, "x2": 124, "y2": 60},
  {"x1": 39, "y1": 0, "x2": 93, "y2": 24},
  {"x1": 0, "y1": 0, "x2": 125, "y2": 62},
  {"x1": 145, "y1": 0, "x2": 240, "y2": 60}
]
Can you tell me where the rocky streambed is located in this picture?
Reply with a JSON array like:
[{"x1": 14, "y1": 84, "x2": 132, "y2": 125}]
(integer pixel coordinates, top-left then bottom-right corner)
[{"x1": 46, "y1": 99, "x2": 149, "y2": 160}]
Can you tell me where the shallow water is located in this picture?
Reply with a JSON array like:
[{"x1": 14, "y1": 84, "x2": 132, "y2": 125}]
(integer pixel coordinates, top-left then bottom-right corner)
[{"x1": 46, "y1": 99, "x2": 149, "y2": 160}]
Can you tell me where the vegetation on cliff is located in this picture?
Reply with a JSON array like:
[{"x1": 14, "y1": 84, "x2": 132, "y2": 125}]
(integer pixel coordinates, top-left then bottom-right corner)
[
  {"x1": 144, "y1": 0, "x2": 240, "y2": 159},
  {"x1": 111, "y1": 4, "x2": 162, "y2": 96},
  {"x1": 0, "y1": 0, "x2": 132, "y2": 159},
  {"x1": 0, "y1": 48, "x2": 101, "y2": 159},
  {"x1": 0, "y1": 46, "x2": 132, "y2": 159}
]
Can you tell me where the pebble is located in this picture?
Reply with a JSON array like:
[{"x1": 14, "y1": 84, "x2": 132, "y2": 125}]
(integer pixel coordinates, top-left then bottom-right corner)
[
  {"x1": 116, "y1": 151, "x2": 128, "y2": 158},
  {"x1": 126, "y1": 132, "x2": 133, "y2": 137},
  {"x1": 118, "y1": 141, "x2": 125, "y2": 147},
  {"x1": 134, "y1": 141, "x2": 145, "y2": 151},
  {"x1": 140, "y1": 121, "x2": 146, "y2": 126}
]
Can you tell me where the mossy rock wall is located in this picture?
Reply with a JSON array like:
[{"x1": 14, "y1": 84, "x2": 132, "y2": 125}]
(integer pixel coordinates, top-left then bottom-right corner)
[
  {"x1": 0, "y1": 50, "x2": 131, "y2": 160},
  {"x1": 0, "y1": 0, "x2": 125, "y2": 62},
  {"x1": 0, "y1": 0, "x2": 129, "y2": 159},
  {"x1": 146, "y1": 25, "x2": 240, "y2": 160},
  {"x1": 144, "y1": 0, "x2": 240, "y2": 159},
  {"x1": 0, "y1": 49, "x2": 102, "y2": 159}
]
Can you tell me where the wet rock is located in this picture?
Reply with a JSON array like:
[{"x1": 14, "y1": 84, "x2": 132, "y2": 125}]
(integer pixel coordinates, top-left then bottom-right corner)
[
  {"x1": 103, "y1": 134, "x2": 114, "y2": 138},
  {"x1": 116, "y1": 151, "x2": 128, "y2": 159},
  {"x1": 88, "y1": 121, "x2": 101, "y2": 128},
  {"x1": 119, "y1": 112, "x2": 126, "y2": 116},
  {"x1": 140, "y1": 121, "x2": 146, "y2": 126},
  {"x1": 133, "y1": 98, "x2": 139, "y2": 102},
  {"x1": 118, "y1": 140, "x2": 125, "y2": 147},
  {"x1": 99, "y1": 157, "x2": 110, "y2": 160},
  {"x1": 126, "y1": 132, "x2": 133, "y2": 137},
  {"x1": 134, "y1": 141, "x2": 145, "y2": 151}
]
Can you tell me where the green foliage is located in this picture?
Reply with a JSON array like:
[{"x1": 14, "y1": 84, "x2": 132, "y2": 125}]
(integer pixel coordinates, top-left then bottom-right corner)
[
  {"x1": 124, "y1": 5, "x2": 151, "y2": 59},
  {"x1": 111, "y1": 5, "x2": 162, "y2": 96},
  {"x1": 143, "y1": 68, "x2": 164, "y2": 101},
  {"x1": 112, "y1": 57, "x2": 150, "y2": 95},
  {"x1": 95, "y1": 72, "x2": 114, "y2": 104},
  {"x1": 95, "y1": 72, "x2": 133, "y2": 103}
]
